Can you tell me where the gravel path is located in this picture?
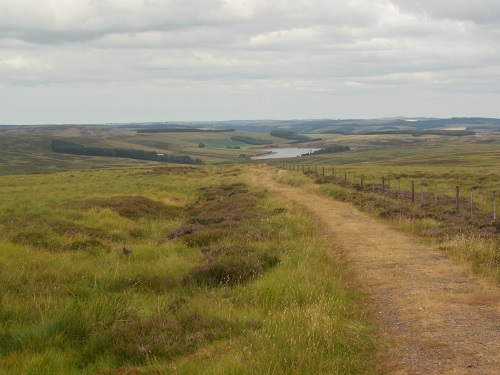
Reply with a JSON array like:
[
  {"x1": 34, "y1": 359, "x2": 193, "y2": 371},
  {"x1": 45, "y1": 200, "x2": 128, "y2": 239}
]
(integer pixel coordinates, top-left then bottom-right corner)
[{"x1": 251, "y1": 168, "x2": 500, "y2": 374}]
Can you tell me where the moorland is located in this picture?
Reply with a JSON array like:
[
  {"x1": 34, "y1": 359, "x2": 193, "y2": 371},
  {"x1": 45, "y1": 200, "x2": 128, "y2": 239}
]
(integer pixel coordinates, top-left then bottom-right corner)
[{"x1": 0, "y1": 117, "x2": 499, "y2": 374}]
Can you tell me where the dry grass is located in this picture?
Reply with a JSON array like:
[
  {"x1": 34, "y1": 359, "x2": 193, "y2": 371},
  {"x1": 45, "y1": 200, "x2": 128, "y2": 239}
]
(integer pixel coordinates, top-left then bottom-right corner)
[{"x1": 255, "y1": 168, "x2": 500, "y2": 374}]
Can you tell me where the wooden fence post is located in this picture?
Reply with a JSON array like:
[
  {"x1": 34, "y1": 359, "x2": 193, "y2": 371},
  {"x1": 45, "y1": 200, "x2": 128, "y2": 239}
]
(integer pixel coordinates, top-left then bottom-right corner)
[
  {"x1": 456, "y1": 186, "x2": 460, "y2": 212},
  {"x1": 434, "y1": 184, "x2": 437, "y2": 205},
  {"x1": 382, "y1": 177, "x2": 385, "y2": 193},
  {"x1": 322, "y1": 167, "x2": 325, "y2": 176},
  {"x1": 494, "y1": 191, "x2": 497, "y2": 220},
  {"x1": 361, "y1": 175, "x2": 364, "y2": 190},
  {"x1": 411, "y1": 180, "x2": 415, "y2": 204},
  {"x1": 398, "y1": 178, "x2": 401, "y2": 197},
  {"x1": 470, "y1": 189, "x2": 473, "y2": 220},
  {"x1": 344, "y1": 172, "x2": 347, "y2": 182}
]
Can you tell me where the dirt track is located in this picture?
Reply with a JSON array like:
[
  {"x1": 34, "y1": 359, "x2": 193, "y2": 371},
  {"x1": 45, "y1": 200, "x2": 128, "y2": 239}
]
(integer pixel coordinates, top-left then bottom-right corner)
[{"x1": 251, "y1": 168, "x2": 500, "y2": 375}]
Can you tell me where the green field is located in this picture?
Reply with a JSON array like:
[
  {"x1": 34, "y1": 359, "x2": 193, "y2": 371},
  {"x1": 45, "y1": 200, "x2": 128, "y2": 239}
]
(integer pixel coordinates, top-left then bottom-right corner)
[{"x1": 0, "y1": 165, "x2": 378, "y2": 374}]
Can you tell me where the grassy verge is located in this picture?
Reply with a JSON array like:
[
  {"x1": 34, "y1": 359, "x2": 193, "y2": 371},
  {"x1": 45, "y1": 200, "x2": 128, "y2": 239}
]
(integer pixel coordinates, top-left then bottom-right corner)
[
  {"x1": 0, "y1": 165, "x2": 379, "y2": 374},
  {"x1": 276, "y1": 168, "x2": 499, "y2": 282}
]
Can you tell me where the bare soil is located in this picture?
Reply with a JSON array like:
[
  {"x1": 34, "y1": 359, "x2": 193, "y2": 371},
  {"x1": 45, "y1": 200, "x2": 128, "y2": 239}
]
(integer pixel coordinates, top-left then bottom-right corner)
[{"x1": 250, "y1": 168, "x2": 500, "y2": 375}]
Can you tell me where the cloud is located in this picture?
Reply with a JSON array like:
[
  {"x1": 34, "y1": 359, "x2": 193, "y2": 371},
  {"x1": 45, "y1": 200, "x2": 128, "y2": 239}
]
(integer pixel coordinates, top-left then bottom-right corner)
[
  {"x1": 391, "y1": 0, "x2": 500, "y2": 24},
  {"x1": 0, "y1": 0, "x2": 232, "y2": 43},
  {"x1": 0, "y1": 0, "x2": 499, "y2": 123}
]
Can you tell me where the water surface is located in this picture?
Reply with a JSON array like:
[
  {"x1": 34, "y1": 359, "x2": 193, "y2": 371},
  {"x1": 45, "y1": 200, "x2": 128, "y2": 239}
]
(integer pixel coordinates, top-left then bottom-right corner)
[{"x1": 257, "y1": 148, "x2": 322, "y2": 159}]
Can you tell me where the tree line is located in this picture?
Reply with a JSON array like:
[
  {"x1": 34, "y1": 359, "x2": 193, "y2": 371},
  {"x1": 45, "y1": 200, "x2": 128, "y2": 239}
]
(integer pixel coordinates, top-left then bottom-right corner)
[
  {"x1": 136, "y1": 128, "x2": 235, "y2": 133},
  {"x1": 301, "y1": 145, "x2": 351, "y2": 156},
  {"x1": 51, "y1": 140, "x2": 204, "y2": 165},
  {"x1": 361, "y1": 129, "x2": 476, "y2": 137},
  {"x1": 230, "y1": 136, "x2": 273, "y2": 145},
  {"x1": 270, "y1": 130, "x2": 322, "y2": 143}
]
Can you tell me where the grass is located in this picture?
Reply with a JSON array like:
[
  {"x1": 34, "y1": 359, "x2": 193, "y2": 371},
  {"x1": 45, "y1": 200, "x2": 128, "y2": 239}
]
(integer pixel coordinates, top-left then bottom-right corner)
[
  {"x1": 0, "y1": 165, "x2": 379, "y2": 374},
  {"x1": 275, "y1": 165, "x2": 499, "y2": 282},
  {"x1": 262, "y1": 135, "x2": 499, "y2": 222},
  {"x1": 2, "y1": 126, "x2": 496, "y2": 372}
]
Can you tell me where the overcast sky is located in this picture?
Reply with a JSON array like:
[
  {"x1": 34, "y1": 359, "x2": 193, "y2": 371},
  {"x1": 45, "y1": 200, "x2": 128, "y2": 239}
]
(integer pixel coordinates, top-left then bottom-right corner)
[{"x1": 1, "y1": 0, "x2": 500, "y2": 124}]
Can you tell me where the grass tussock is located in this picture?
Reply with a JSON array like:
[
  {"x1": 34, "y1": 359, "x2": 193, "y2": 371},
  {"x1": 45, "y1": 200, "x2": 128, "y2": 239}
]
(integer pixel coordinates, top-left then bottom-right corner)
[
  {"x1": 166, "y1": 182, "x2": 270, "y2": 247},
  {"x1": 112, "y1": 311, "x2": 246, "y2": 365},
  {"x1": 88, "y1": 195, "x2": 183, "y2": 220},
  {"x1": 276, "y1": 169, "x2": 311, "y2": 186},
  {"x1": 183, "y1": 244, "x2": 279, "y2": 287}
]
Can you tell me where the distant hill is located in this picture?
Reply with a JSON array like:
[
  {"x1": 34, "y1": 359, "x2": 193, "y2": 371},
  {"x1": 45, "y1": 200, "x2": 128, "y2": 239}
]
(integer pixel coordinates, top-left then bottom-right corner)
[
  {"x1": 265, "y1": 117, "x2": 500, "y2": 135},
  {"x1": 2, "y1": 117, "x2": 500, "y2": 135}
]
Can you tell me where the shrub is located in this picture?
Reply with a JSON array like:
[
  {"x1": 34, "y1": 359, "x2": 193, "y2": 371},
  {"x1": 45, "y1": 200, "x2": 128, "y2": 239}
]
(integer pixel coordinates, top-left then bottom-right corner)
[
  {"x1": 183, "y1": 245, "x2": 279, "y2": 287},
  {"x1": 65, "y1": 239, "x2": 110, "y2": 252},
  {"x1": 112, "y1": 312, "x2": 241, "y2": 364},
  {"x1": 92, "y1": 196, "x2": 183, "y2": 220}
]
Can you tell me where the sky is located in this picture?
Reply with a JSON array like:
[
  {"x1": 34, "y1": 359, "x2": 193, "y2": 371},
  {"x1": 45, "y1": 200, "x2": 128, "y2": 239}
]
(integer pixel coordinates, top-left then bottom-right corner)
[{"x1": 1, "y1": 0, "x2": 500, "y2": 124}]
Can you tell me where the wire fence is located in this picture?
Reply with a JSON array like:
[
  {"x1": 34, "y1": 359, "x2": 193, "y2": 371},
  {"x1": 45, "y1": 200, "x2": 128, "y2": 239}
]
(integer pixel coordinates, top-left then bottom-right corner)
[{"x1": 273, "y1": 162, "x2": 498, "y2": 222}]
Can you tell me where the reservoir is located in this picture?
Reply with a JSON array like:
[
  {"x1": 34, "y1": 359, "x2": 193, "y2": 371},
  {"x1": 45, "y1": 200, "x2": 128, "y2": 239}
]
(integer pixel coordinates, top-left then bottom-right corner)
[{"x1": 257, "y1": 148, "x2": 322, "y2": 159}]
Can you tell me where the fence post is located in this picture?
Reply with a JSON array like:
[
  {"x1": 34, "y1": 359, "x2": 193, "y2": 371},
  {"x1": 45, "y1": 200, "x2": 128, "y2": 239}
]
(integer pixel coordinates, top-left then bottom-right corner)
[
  {"x1": 332, "y1": 168, "x2": 335, "y2": 177},
  {"x1": 411, "y1": 180, "x2": 415, "y2": 204},
  {"x1": 434, "y1": 184, "x2": 437, "y2": 205},
  {"x1": 470, "y1": 189, "x2": 473, "y2": 220},
  {"x1": 361, "y1": 174, "x2": 364, "y2": 190},
  {"x1": 494, "y1": 191, "x2": 497, "y2": 220},
  {"x1": 322, "y1": 167, "x2": 325, "y2": 176},
  {"x1": 398, "y1": 178, "x2": 401, "y2": 197},
  {"x1": 382, "y1": 177, "x2": 385, "y2": 193},
  {"x1": 344, "y1": 172, "x2": 347, "y2": 182},
  {"x1": 456, "y1": 186, "x2": 460, "y2": 212},
  {"x1": 353, "y1": 172, "x2": 356, "y2": 183}
]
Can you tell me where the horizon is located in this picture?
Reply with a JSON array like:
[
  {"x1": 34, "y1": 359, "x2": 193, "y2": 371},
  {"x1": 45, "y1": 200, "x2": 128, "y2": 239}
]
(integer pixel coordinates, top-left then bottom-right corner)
[{"x1": 2, "y1": 115, "x2": 500, "y2": 127}]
